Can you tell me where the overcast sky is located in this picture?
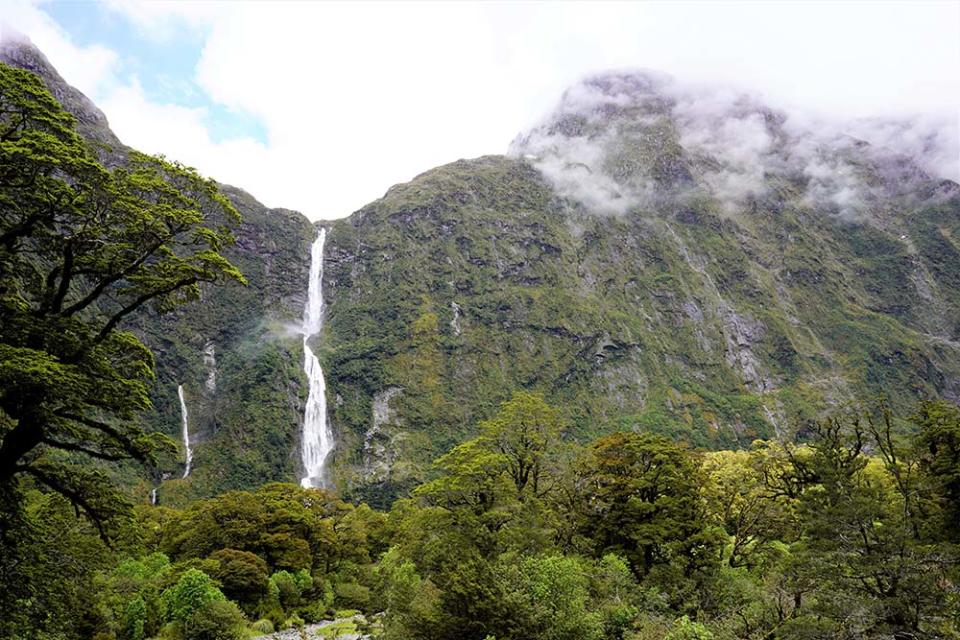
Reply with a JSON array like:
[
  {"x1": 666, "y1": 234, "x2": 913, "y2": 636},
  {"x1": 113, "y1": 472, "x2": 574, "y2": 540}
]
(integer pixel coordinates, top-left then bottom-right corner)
[{"x1": 3, "y1": 0, "x2": 959, "y2": 219}]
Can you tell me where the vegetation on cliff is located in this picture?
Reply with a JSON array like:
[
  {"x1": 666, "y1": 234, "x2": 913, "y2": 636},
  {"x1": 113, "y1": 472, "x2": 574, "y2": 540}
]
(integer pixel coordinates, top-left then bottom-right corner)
[{"x1": 2, "y1": 44, "x2": 960, "y2": 640}]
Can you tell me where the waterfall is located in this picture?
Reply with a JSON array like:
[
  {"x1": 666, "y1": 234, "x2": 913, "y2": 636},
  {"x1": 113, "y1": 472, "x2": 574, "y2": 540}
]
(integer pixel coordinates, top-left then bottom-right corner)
[
  {"x1": 178, "y1": 384, "x2": 193, "y2": 478},
  {"x1": 150, "y1": 487, "x2": 157, "y2": 505},
  {"x1": 300, "y1": 229, "x2": 334, "y2": 488}
]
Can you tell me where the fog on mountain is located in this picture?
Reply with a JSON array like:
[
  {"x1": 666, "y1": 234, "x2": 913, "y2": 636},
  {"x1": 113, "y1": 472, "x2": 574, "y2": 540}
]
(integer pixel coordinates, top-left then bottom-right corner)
[{"x1": 1, "y1": 32, "x2": 959, "y2": 640}]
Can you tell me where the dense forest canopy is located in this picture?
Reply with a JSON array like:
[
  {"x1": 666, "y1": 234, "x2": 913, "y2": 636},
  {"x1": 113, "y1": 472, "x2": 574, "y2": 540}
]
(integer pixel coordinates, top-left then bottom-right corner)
[{"x1": 1, "y1": 54, "x2": 959, "y2": 640}]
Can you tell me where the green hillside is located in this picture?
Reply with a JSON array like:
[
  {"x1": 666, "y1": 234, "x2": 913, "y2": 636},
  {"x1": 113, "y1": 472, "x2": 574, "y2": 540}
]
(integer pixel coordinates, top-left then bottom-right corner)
[{"x1": 3, "y1": 45, "x2": 957, "y2": 507}]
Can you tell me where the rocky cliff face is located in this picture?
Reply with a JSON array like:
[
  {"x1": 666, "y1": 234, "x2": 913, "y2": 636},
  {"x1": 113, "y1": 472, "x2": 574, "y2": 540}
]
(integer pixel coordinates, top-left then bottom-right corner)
[
  {"x1": 321, "y1": 73, "x2": 960, "y2": 502},
  {"x1": 1, "y1": 39, "x2": 317, "y2": 504},
  {"x1": 5, "y1": 43, "x2": 959, "y2": 505},
  {"x1": 135, "y1": 183, "x2": 316, "y2": 503}
]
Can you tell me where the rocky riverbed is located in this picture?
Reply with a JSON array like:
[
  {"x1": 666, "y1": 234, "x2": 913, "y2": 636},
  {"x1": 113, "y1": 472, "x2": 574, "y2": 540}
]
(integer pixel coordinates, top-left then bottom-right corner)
[{"x1": 254, "y1": 614, "x2": 377, "y2": 640}]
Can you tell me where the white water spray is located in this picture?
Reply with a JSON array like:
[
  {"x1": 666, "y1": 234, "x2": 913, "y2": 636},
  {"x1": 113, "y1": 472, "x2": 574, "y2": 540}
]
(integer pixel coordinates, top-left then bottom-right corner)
[
  {"x1": 300, "y1": 229, "x2": 334, "y2": 488},
  {"x1": 178, "y1": 384, "x2": 193, "y2": 478}
]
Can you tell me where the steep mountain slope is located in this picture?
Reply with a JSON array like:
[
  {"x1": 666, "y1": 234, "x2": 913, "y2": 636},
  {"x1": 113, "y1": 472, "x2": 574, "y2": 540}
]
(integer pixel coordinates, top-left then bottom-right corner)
[
  {"x1": 4, "y1": 43, "x2": 958, "y2": 506},
  {"x1": 321, "y1": 74, "x2": 960, "y2": 502},
  {"x1": 0, "y1": 39, "x2": 317, "y2": 504},
  {"x1": 133, "y1": 184, "x2": 316, "y2": 503}
]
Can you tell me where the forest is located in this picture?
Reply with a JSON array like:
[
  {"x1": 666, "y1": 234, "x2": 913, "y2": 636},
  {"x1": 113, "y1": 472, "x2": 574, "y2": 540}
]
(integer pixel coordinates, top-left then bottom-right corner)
[{"x1": 2, "y1": 54, "x2": 959, "y2": 640}]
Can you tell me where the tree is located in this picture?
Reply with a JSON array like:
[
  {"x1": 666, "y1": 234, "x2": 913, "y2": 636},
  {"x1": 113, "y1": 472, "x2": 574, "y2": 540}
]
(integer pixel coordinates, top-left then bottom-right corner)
[
  {"x1": 376, "y1": 546, "x2": 443, "y2": 640},
  {"x1": 577, "y1": 432, "x2": 713, "y2": 577},
  {"x1": 208, "y1": 549, "x2": 269, "y2": 610},
  {"x1": 181, "y1": 600, "x2": 245, "y2": 640},
  {"x1": 414, "y1": 392, "x2": 564, "y2": 528},
  {"x1": 480, "y1": 391, "x2": 564, "y2": 499},
  {"x1": 787, "y1": 411, "x2": 958, "y2": 637},
  {"x1": 0, "y1": 486, "x2": 115, "y2": 638},
  {"x1": 496, "y1": 554, "x2": 603, "y2": 640},
  {"x1": 0, "y1": 62, "x2": 244, "y2": 532},
  {"x1": 414, "y1": 438, "x2": 512, "y2": 518},
  {"x1": 914, "y1": 399, "x2": 960, "y2": 537},
  {"x1": 663, "y1": 616, "x2": 713, "y2": 640},
  {"x1": 160, "y1": 568, "x2": 226, "y2": 624},
  {"x1": 700, "y1": 447, "x2": 793, "y2": 568}
]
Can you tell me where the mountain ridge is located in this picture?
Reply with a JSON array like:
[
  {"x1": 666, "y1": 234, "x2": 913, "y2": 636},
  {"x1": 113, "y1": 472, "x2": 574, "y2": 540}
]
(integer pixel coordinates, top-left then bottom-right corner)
[{"x1": 3, "y1": 37, "x2": 959, "y2": 505}]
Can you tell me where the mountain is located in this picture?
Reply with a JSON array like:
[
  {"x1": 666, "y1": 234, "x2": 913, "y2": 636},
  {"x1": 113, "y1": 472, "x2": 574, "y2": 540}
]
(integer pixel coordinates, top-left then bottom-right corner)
[
  {"x1": 0, "y1": 37, "x2": 318, "y2": 503},
  {"x1": 4, "y1": 42, "x2": 959, "y2": 506},
  {"x1": 322, "y1": 73, "x2": 960, "y2": 502}
]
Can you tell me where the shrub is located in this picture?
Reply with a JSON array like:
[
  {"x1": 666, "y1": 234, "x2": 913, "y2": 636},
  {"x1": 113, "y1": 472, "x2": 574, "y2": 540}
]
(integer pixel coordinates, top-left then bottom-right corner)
[
  {"x1": 160, "y1": 569, "x2": 226, "y2": 624},
  {"x1": 251, "y1": 618, "x2": 275, "y2": 634},
  {"x1": 664, "y1": 616, "x2": 713, "y2": 640},
  {"x1": 209, "y1": 549, "x2": 269, "y2": 608},
  {"x1": 283, "y1": 614, "x2": 305, "y2": 629},
  {"x1": 334, "y1": 582, "x2": 371, "y2": 610},
  {"x1": 122, "y1": 596, "x2": 147, "y2": 640},
  {"x1": 268, "y1": 570, "x2": 303, "y2": 610},
  {"x1": 181, "y1": 600, "x2": 246, "y2": 640}
]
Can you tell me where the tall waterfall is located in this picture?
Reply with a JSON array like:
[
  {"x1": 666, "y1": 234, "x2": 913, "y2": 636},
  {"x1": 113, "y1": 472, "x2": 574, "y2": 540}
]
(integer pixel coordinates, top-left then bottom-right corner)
[
  {"x1": 178, "y1": 384, "x2": 193, "y2": 478},
  {"x1": 300, "y1": 229, "x2": 334, "y2": 488}
]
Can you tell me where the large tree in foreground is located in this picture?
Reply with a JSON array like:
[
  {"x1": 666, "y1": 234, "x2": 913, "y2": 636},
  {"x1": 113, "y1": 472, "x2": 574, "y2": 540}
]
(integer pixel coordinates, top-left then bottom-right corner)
[{"x1": 0, "y1": 61, "x2": 244, "y2": 531}]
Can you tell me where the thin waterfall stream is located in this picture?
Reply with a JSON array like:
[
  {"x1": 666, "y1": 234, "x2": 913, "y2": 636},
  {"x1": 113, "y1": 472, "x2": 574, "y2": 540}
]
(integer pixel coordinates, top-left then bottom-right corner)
[
  {"x1": 300, "y1": 229, "x2": 334, "y2": 488},
  {"x1": 178, "y1": 384, "x2": 192, "y2": 478}
]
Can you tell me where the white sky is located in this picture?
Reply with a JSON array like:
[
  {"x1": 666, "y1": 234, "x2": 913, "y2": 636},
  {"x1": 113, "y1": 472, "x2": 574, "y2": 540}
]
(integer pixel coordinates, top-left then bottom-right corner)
[{"x1": 3, "y1": 0, "x2": 960, "y2": 219}]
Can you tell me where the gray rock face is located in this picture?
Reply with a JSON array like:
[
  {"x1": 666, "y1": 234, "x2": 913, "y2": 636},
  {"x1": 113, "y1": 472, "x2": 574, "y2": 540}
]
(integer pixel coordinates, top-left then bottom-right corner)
[
  {"x1": 722, "y1": 311, "x2": 771, "y2": 393},
  {"x1": 362, "y1": 387, "x2": 403, "y2": 483}
]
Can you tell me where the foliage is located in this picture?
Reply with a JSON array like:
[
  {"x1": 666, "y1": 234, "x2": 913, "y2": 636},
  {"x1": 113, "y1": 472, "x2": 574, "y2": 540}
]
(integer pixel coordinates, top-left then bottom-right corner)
[
  {"x1": 479, "y1": 391, "x2": 565, "y2": 498},
  {"x1": 0, "y1": 61, "x2": 244, "y2": 534},
  {"x1": 914, "y1": 399, "x2": 960, "y2": 535},
  {"x1": 663, "y1": 616, "x2": 713, "y2": 640},
  {"x1": 0, "y1": 486, "x2": 114, "y2": 639},
  {"x1": 208, "y1": 549, "x2": 269, "y2": 610},
  {"x1": 498, "y1": 554, "x2": 604, "y2": 640},
  {"x1": 180, "y1": 600, "x2": 245, "y2": 640},
  {"x1": 577, "y1": 432, "x2": 716, "y2": 578},
  {"x1": 3, "y1": 394, "x2": 960, "y2": 639},
  {"x1": 160, "y1": 569, "x2": 226, "y2": 624}
]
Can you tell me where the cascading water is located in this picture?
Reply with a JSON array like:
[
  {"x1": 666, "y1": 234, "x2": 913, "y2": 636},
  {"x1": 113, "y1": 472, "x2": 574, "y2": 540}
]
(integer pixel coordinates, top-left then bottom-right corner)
[
  {"x1": 178, "y1": 384, "x2": 193, "y2": 478},
  {"x1": 300, "y1": 228, "x2": 334, "y2": 488}
]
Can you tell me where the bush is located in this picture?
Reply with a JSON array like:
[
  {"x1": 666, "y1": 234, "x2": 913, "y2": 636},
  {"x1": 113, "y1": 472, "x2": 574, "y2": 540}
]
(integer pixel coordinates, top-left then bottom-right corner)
[
  {"x1": 122, "y1": 596, "x2": 147, "y2": 640},
  {"x1": 334, "y1": 582, "x2": 371, "y2": 610},
  {"x1": 268, "y1": 570, "x2": 303, "y2": 610},
  {"x1": 250, "y1": 619, "x2": 275, "y2": 634},
  {"x1": 208, "y1": 549, "x2": 269, "y2": 608},
  {"x1": 181, "y1": 600, "x2": 246, "y2": 640},
  {"x1": 664, "y1": 616, "x2": 713, "y2": 640},
  {"x1": 283, "y1": 614, "x2": 305, "y2": 630},
  {"x1": 161, "y1": 569, "x2": 226, "y2": 624}
]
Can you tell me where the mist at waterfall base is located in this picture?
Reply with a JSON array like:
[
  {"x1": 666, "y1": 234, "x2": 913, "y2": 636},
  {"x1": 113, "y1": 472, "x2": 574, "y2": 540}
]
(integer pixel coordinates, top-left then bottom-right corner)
[{"x1": 300, "y1": 229, "x2": 335, "y2": 489}]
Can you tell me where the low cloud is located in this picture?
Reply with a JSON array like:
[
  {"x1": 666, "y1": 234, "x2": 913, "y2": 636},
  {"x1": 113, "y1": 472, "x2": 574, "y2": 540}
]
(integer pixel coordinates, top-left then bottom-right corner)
[
  {"x1": 511, "y1": 70, "x2": 958, "y2": 218},
  {"x1": 5, "y1": 1, "x2": 958, "y2": 220}
]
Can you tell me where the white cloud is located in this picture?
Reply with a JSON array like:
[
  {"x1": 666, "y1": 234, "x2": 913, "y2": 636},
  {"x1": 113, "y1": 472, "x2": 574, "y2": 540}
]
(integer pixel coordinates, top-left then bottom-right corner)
[
  {"x1": 98, "y1": 80, "x2": 271, "y2": 193},
  {"x1": 98, "y1": 0, "x2": 223, "y2": 40},
  {"x1": 1, "y1": 1, "x2": 120, "y2": 98},
  {"x1": 6, "y1": 0, "x2": 960, "y2": 219}
]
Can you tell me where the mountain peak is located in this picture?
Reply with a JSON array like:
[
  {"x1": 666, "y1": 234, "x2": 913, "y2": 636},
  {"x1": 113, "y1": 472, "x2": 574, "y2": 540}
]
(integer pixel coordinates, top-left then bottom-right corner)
[
  {"x1": 511, "y1": 70, "x2": 953, "y2": 218},
  {"x1": 0, "y1": 32, "x2": 119, "y2": 149}
]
